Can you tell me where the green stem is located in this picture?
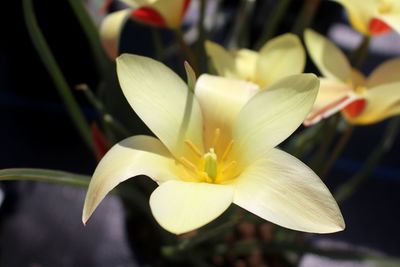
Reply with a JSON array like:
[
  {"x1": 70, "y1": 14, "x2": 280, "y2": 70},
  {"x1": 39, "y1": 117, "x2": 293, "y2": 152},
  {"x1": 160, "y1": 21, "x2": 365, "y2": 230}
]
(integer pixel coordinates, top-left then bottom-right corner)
[
  {"x1": 334, "y1": 118, "x2": 400, "y2": 203},
  {"x1": 151, "y1": 29, "x2": 164, "y2": 61},
  {"x1": 320, "y1": 124, "x2": 354, "y2": 178},
  {"x1": 174, "y1": 29, "x2": 199, "y2": 73},
  {"x1": 23, "y1": 0, "x2": 93, "y2": 151},
  {"x1": 255, "y1": 0, "x2": 293, "y2": 49},
  {"x1": 291, "y1": 0, "x2": 321, "y2": 36},
  {"x1": 227, "y1": 0, "x2": 255, "y2": 49},
  {"x1": 310, "y1": 115, "x2": 340, "y2": 171},
  {"x1": 66, "y1": 0, "x2": 111, "y2": 76},
  {"x1": 351, "y1": 35, "x2": 371, "y2": 68},
  {"x1": 0, "y1": 168, "x2": 90, "y2": 187}
]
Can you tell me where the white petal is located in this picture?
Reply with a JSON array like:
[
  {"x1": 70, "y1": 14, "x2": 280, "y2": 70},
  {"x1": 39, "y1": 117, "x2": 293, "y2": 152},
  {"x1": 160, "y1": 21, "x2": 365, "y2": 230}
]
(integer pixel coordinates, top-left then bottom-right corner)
[
  {"x1": 234, "y1": 74, "x2": 319, "y2": 165},
  {"x1": 150, "y1": 180, "x2": 234, "y2": 234},
  {"x1": 100, "y1": 10, "x2": 131, "y2": 59},
  {"x1": 116, "y1": 54, "x2": 204, "y2": 161},
  {"x1": 195, "y1": 74, "x2": 259, "y2": 151},
  {"x1": 234, "y1": 148, "x2": 345, "y2": 233},
  {"x1": 367, "y1": 58, "x2": 400, "y2": 88},
  {"x1": 304, "y1": 29, "x2": 352, "y2": 82},
  {"x1": 83, "y1": 135, "x2": 181, "y2": 224},
  {"x1": 255, "y1": 33, "x2": 305, "y2": 89}
]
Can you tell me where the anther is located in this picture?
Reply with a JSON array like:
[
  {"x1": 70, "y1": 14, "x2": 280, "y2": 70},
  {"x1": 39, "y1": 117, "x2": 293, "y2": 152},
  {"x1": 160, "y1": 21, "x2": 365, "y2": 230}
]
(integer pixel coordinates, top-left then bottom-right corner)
[
  {"x1": 184, "y1": 140, "x2": 202, "y2": 158},
  {"x1": 221, "y1": 140, "x2": 234, "y2": 162}
]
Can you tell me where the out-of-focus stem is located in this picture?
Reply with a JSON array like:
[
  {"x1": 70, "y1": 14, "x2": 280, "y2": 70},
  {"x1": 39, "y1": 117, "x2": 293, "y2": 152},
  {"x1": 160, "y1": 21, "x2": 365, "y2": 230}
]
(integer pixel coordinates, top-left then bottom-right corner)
[
  {"x1": 335, "y1": 118, "x2": 400, "y2": 203},
  {"x1": 175, "y1": 29, "x2": 199, "y2": 73},
  {"x1": 351, "y1": 35, "x2": 371, "y2": 68},
  {"x1": 227, "y1": 0, "x2": 255, "y2": 49},
  {"x1": 67, "y1": 0, "x2": 111, "y2": 77},
  {"x1": 291, "y1": 0, "x2": 321, "y2": 36},
  {"x1": 320, "y1": 124, "x2": 354, "y2": 178},
  {"x1": 23, "y1": 0, "x2": 93, "y2": 151},
  {"x1": 196, "y1": 0, "x2": 208, "y2": 74},
  {"x1": 255, "y1": 0, "x2": 293, "y2": 49}
]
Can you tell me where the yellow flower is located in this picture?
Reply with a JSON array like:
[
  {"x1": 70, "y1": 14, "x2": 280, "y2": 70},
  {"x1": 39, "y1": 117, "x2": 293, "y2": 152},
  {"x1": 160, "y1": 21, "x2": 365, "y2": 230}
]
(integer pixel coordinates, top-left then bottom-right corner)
[
  {"x1": 332, "y1": 0, "x2": 400, "y2": 35},
  {"x1": 100, "y1": 0, "x2": 190, "y2": 58},
  {"x1": 304, "y1": 29, "x2": 400, "y2": 126},
  {"x1": 205, "y1": 34, "x2": 305, "y2": 89},
  {"x1": 82, "y1": 54, "x2": 344, "y2": 235}
]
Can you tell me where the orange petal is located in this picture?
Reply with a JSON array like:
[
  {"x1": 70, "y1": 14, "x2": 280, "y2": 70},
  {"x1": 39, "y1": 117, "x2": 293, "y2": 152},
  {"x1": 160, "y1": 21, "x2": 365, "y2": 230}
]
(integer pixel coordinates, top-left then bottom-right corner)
[
  {"x1": 132, "y1": 6, "x2": 166, "y2": 27},
  {"x1": 368, "y1": 18, "x2": 392, "y2": 35}
]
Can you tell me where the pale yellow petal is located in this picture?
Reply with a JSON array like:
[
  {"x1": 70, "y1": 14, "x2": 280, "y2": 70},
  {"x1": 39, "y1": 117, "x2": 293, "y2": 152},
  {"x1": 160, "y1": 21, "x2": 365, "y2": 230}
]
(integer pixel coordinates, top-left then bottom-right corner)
[
  {"x1": 150, "y1": 180, "x2": 234, "y2": 234},
  {"x1": 234, "y1": 49, "x2": 259, "y2": 82},
  {"x1": 304, "y1": 29, "x2": 352, "y2": 82},
  {"x1": 346, "y1": 82, "x2": 400, "y2": 124},
  {"x1": 234, "y1": 74, "x2": 319, "y2": 165},
  {"x1": 99, "y1": 10, "x2": 131, "y2": 59},
  {"x1": 305, "y1": 79, "x2": 354, "y2": 126},
  {"x1": 116, "y1": 54, "x2": 204, "y2": 161},
  {"x1": 233, "y1": 148, "x2": 345, "y2": 233},
  {"x1": 367, "y1": 58, "x2": 400, "y2": 87},
  {"x1": 331, "y1": 0, "x2": 376, "y2": 35},
  {"x1": 255, "y1": 33, "x2": 305, "y2": 89},
  {"x1": 152, "y1": 0, "x2": 188, "y2": 28},
  {"x1": 83, "y1": 135, "x2": 181, "y2": 224},
  {"x1": 205, "y1": 41, "x2": 236, "y2": 78},
  {"x1": 195, "y1": 75, "x2": 259, "y2": 151}
]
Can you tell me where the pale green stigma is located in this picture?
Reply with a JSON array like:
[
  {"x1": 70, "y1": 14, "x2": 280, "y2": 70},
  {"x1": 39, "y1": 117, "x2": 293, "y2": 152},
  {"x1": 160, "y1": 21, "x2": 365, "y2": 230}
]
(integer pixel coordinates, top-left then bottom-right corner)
[{"x1": 203, "y1": 148, "x2": 218, "y2": 180}]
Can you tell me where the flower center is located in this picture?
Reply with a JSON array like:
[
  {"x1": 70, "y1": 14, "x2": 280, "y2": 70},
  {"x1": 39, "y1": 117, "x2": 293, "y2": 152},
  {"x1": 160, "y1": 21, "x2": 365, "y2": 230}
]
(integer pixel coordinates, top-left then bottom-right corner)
[{"x1": 179, "y1": 128, "x2": 237, "y2": 184}]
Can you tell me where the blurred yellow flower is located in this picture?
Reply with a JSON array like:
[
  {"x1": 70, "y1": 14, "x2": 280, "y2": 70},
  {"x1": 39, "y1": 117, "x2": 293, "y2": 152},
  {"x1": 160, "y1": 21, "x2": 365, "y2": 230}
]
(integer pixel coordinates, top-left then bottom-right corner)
[
  {"x1": 205, "y1": 34, "x2": 305, "y2": 89},
  {"x1": 82, "y1": 54, "x2": 344, "y2": 235},
  {"x1": 332, "y1": 0, "x2": 400, "y2": 35},
  {"x1": 304, "y1": 29, "x2": 400, "y2": 125},
  {"x1": 100, "y1": 0, "x2": 191, "y2": 58}
]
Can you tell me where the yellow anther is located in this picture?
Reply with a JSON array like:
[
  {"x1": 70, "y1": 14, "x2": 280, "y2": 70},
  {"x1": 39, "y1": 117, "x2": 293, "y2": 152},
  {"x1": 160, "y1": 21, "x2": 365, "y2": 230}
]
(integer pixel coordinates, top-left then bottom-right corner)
[
  {"x1": 222, "y1": 161, "x2": 237, "y2": 174},
  {"x1": 184, "y1": 140, "x2": 202, "y2": 158},
  {"x1": 212, "y1": 128, "x2": 221, "y2": 148},
  {"x1": 180, "y1": 157, "x2": 198, "y2": 174},
  {"x1": 354, "y1": 86, "x2": 366, "y2": 95},
  {"x1": 221, "y1": 140, "x2": 234, "y2": 162}
]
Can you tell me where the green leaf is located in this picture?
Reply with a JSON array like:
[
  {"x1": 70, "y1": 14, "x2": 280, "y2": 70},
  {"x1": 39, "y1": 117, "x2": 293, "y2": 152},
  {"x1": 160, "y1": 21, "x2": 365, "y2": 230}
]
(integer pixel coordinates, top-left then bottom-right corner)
[{"x1": 0, "y1": 168, "x2": 90, "y2": 187}]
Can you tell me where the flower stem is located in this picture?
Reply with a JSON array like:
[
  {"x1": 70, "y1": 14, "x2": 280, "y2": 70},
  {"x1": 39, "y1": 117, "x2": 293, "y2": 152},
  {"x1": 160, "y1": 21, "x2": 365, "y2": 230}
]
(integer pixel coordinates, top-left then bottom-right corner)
[
  {"x1": 291, "y1": 0, "x2": 321, "y2": 36},
  {"x1": 196, "y1": 0, "x2": 208, "y2": 74},
  {"x1": 351, "y1": 35, "x2": 371, "y2": 68},
  {"x1": 23, "y1": 0, "x2": 93, "y2": 151},
  {"x1": 255, "y1": 0, "x2": 293, "y2": 49},
  {"x1": 320, "y1": 124, "x2": 354, "y2": 178},
  {"x1": 174, "y1": 29, "x2": 199, "y2": 73},
  {"x1": 66, "y1": 0, "x2": 111, "y2": 77},
  {"x1": 227, "y1": 0, "x2": 255, "y2": 49},
  {"x1": 334, "y1": 118, "x2": 400, "y2": 203}
]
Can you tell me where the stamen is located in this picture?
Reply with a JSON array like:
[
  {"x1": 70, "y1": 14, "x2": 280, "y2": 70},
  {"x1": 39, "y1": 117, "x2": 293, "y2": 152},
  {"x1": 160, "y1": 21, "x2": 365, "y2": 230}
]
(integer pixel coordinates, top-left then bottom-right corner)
[
  {"x1": 201, "y1": 171, "x2": 213, "y2": 183},
  {"x1": 180, "y1": 157, "x2": 198, "y2": 174},
  {"x1": 221, "y1": 140, "x2": 234, "y2": 162},
  {"x1": 184, "y1": 140, "x2": 202, "y2": 158},
  {"x1": 222, "y1": 161, "x2": 237, "y2": 174},
  {"x1": 212, "y1": 128, "x2": 221, "y2": 148}
]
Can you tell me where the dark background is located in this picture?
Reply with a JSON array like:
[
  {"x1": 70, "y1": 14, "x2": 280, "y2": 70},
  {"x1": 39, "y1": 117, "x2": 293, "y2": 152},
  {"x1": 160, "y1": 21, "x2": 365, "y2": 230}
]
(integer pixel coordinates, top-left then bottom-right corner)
[{"x1": 0, "y1": 0, "x2": 399, "y2": 266}]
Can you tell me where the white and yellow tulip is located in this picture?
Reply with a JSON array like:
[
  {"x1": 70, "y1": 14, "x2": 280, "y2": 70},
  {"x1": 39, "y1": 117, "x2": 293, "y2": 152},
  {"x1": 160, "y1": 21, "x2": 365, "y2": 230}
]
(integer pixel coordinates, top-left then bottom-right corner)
[
  {"x1": 82, "y1": 54, "x2": 344, "y2": 235},
  {"x1": 205, "y1": 33, "x2": 305, "y2": 89},
  {"x1": 100, "y1": 0, "x2": 191, "y2": 58},
  {"x1": 304, "y1": 29, "x2": 400, "y2": 125},
  {"x1": 332, "y1": 0, "x2": 400, "y2": 35}
]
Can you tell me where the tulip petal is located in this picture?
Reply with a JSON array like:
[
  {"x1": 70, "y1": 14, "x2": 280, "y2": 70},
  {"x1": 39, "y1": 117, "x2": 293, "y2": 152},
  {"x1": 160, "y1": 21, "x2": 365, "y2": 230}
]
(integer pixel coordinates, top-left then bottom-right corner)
[
  {"x1": 195, "y1": 74, "x2": 259, "y2": 151},
  {"x1": 151, "y1": 0, "x2": 188, "y2": 28},
  {"x1": 116, "y1": 54, "x2": 204, "y2": 161},
  {"x1": 345, "y1": 82, "x2": 400, "y2": 124},
  {"x1": 305, "y1": 79, "x2": 355, "y2": 126},
  {"x1": 150, "y1": 180, "x2": 234, "y2": 234},
  {"x1": 100, "y1": 10, "x2": 131, "y2": 59},
  {"x1": 234, "y1": 74, "x2": 319, "y2": 165},
  {"x1": 234, "y1": 49, "x2": 259, "y2": 81},
  {"x1": 233, "y1": 148, "x2": 345, "y2": 233},
  {"x1": 304, "y1": 29, "x2": 352, "y2": 82},
  {"x1": 367, "y1": 58, "x2": 400, "y2": 87},
  {"x1": 255, "y1": 34, "x2": 305, "y2": 89},
  {"x1": 378, "y1": 13, "x2": 400, "y2": 34},
  {"x1": 83, "y1": 135, "x2": 181, "y2": 224},
  {"x1": 331, "y1": 0, "x2": 375, "y2": 35},
  {"x1": 205, "y1": 41, "x2": 236, "y2": 78}
]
